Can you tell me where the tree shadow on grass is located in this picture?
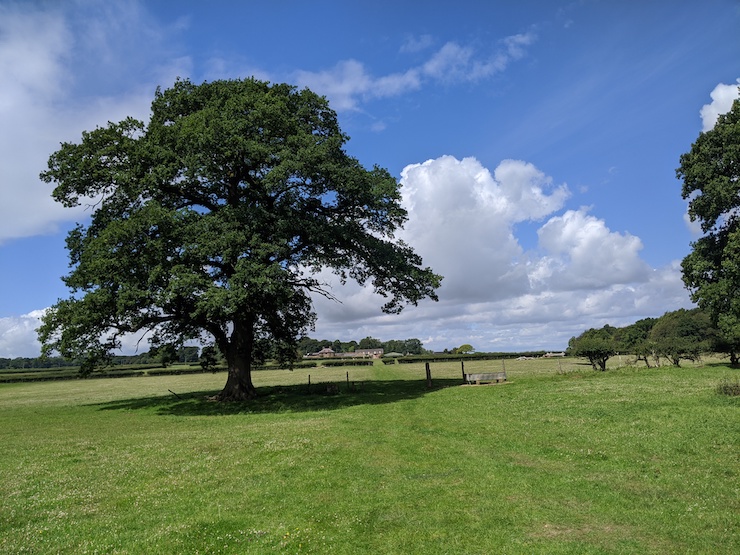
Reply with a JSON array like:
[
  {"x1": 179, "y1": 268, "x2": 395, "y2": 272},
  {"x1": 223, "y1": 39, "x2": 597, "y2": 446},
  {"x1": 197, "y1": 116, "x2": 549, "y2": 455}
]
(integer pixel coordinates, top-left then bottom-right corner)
[
  {"x1": 701, "y1": 360, "x2": 739, "y2": 369},
  {"x1": 92, "y1": 378, "x2": 465, "y2": 416}
]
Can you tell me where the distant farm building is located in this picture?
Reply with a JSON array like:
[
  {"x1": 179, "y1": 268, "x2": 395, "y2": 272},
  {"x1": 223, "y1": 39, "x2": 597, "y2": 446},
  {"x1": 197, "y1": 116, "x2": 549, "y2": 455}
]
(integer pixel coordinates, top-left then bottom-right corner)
[{"x1": 354, "y1": 348, "x2": 384, "y2": 359}]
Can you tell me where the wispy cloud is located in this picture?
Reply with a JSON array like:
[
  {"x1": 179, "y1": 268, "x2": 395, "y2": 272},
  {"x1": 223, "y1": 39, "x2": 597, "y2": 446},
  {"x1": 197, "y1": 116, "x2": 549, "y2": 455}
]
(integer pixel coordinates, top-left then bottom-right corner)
[
  {"x1": 400, "y1": 34, "x2": 434, "y2": 54},
  {"x1": 293, "y1": 31, "x2": 537, "y2": 111}
]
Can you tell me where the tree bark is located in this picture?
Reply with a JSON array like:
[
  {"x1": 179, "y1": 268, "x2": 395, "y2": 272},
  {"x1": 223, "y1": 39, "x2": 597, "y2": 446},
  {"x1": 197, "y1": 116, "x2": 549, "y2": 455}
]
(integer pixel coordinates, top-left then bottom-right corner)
[{"x1": 217, "y1": 317, "x2": 257, "y2": 401}]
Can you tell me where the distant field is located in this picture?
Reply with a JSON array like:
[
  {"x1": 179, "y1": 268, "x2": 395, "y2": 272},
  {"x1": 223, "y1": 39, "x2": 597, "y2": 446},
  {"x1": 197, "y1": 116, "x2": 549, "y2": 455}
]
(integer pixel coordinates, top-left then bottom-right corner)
[
  {"x1": 0, "y1": 362, "x2": 208, "y2": 383},
  {"x1": 1, "y1": 357, "x2": 737, "y2": 554}
]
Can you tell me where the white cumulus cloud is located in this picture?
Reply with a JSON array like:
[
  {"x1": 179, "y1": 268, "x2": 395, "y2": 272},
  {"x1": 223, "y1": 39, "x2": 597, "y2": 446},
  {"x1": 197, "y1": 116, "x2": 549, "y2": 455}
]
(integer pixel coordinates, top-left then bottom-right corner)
[
  {"x1": 0, "y1": 310, "x2": 45, "y2": 358},
  {"x1": 0, "y1": 2, "x2": 185, "y2": 245},
  {"x1": 398, "y1": 156, "x2": 569, "y2": 302},
  {"x1": 535, "y1": 208, "x2": 652, "y2": 290},
  {"x1": 700, "y1": 80, "x2": 740, "y2": 132},
  {"x1": 307, "y1": 155, "x2": 691, "y2": 351}
]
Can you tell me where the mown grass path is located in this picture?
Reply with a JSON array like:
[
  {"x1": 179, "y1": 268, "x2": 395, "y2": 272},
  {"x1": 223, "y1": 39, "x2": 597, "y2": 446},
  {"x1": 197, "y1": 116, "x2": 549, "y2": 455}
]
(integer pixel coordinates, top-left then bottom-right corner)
[{"x1": 1, "y1": 359, "x2": 737, "y2": 553}]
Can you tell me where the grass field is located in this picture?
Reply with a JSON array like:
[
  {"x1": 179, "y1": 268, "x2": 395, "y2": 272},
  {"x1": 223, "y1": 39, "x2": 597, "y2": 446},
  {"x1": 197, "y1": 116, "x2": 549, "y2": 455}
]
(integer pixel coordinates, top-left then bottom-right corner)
[{"x1": 1, "y1": 357, "x2": 737, "y2": 554}]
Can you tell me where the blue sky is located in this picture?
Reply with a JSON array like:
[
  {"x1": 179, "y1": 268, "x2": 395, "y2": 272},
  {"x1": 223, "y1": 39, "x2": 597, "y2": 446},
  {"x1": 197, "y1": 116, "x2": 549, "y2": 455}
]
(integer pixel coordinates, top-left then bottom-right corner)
[{"x1": 1, "y1": 0, "x2": 739, "y2": 357}]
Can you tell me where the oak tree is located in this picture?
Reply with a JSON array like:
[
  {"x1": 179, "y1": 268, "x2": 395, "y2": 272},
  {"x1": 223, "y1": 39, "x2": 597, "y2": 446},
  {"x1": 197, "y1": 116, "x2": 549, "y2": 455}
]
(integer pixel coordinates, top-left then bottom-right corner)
[
  {"x1": 38, "y1": 78, "x2": 441, "y2": 400},
  {"x1": 679, "y1": 94, "x2": 740, "y2": 365}
]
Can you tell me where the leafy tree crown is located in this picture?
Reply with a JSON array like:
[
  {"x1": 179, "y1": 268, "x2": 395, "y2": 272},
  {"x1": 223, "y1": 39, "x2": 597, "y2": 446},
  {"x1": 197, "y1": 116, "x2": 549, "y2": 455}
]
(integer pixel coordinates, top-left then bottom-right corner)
[{"x1": 38, "y1": 78, "x2": 441, "y2": 378}]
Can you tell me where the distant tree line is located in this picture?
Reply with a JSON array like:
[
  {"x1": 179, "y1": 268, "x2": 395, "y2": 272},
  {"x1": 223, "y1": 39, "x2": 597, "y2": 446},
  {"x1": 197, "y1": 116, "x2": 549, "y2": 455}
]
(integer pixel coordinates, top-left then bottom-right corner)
[
  {"x1": 0, "y1": 346, "x2": 200, "y2": 370},
  {"x1": 441, "y1": 343, "x2": 475, "y2": 355},
  {"x1": 568, "y1": 307, "x2": 732, "y2": 370},
  {"x1": 3, "y1": 339, "x2": 432, "y2": 372},
  {"x1": 296, "y1": 336, "x2": 428, "y2": 356},
  {"x1": 0, "y1": 356, "x2": 74, "y2": 370}
]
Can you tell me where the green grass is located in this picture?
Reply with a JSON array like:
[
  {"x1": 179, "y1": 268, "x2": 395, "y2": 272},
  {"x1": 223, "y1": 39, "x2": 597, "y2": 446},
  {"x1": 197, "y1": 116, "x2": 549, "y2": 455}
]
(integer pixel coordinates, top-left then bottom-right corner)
[
  {"x1": 0, "y1": 358, "x2": 737, "y2": 554},
  {"x1": 0, "y1": 362, "x2": 211, "y2": 383}
]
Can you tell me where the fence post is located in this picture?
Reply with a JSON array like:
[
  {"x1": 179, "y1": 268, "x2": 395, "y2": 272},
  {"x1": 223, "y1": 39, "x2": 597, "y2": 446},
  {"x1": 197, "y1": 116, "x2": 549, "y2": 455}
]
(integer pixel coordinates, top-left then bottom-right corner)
[
  {"x1": 461, "y1": 359, "x2": 465, "y2": 382},
  {"x1": 425, "y1": 362, "x2": 432, "y2": 388}
]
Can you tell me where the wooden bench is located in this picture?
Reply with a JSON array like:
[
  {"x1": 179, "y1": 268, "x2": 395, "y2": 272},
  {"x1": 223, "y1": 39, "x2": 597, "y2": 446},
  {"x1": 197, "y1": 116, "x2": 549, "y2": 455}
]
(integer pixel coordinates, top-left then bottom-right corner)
[{"x1": 464, "y1": 371, "x2": 507, "y2": 385}]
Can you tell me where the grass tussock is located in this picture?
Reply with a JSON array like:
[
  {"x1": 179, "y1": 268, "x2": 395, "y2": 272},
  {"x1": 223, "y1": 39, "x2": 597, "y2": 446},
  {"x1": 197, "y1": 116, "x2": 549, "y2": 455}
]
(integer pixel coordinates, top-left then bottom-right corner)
[{"x1": 716, "y1": 376, "x2": 740, "y2": 396}]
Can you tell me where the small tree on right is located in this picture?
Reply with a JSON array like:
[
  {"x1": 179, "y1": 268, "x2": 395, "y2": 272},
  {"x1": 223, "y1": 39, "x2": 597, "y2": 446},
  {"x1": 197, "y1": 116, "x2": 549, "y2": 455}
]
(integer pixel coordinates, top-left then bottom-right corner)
[
  {"x1": 456, "y1": 344, "x2": 475, "y2": 355},
  {"x1": 649, "y1": 308, "x2": 715, "y2": 367},
  {"x1": 616, "y1": 317, "x2": 658, "y2": 367},
  {"x1": 678, "y1": 94, "x2": 740, "y2": 365},
  {"x1": 568, "y1": 325, "x2": 618, "y2": 371}
]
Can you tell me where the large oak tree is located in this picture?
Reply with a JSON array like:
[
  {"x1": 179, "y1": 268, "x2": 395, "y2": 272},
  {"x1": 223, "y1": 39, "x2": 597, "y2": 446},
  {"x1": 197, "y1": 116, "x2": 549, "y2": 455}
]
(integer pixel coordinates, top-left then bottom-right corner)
[
  {"x1": 678, "y1": 94, "x2": 740, "y2": 365},
  {"x1": 38, "y1": 78, "x2": 441, "y2": 400}
]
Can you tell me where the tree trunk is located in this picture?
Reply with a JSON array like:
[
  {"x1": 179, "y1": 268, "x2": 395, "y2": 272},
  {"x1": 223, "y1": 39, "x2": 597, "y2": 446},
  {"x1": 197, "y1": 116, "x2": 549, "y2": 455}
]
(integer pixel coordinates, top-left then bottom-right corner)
[
  {"x1": 217, "y1": 318, "x2": 257, "y2": 401},
  {"x1": 637, "y1": 355, "x2": 651, "y2": 368},
  {"x1": 218, "y1": 354, "x2": 256, "y2": 401}
]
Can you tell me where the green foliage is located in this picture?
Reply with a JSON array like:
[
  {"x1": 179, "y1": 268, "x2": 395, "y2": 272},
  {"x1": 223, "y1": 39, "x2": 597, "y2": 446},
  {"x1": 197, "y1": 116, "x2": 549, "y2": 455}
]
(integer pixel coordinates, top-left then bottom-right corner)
[
  {"x1": 616, "y1": 318, "x2": 657, "y2": 366},
  {"x1": 38, "y1": 78, "x2": 441, "y2": 400},
  {"x1": 0, "y1": 356, "x2": 74, "y2": 369},
  {"x1": 296, "y1": 336, "x2": 425, "y2": 357},
  {"x1": 679, "y1": 94, "x2": 740, "y2": 365},
  {"x1": 396, "y1": 351, "x2": 544, "y2": 364},
  {"x1": 178, "y1": 346, "x2": 200, "y2": 363},
  {"x1": 452, "y1": 343, "x2": 474, "y2": 354},
  {"x1": 381, "y1": 338, "x2": 425, "y2": 355},
  {"x1": 319, "y1": 359, "x2": 374, "y2": 367},
  {"x1": 649, "y1": 308, "x2": 715, "y2": 366},
  {"x1": 199, "y1": 346, "x2": 220, "y2": 371},
  {"x1": 296, "y1": 336, "x2": 333, "y2": 356},
  {"x1": 358, "y1": 336, "x2": 383, "y2": 349},
  {"x1": 568, "y1": 309, "x2": 726, "y2": 368},
  {"x1": 569, "y1": 325, "x2": 618, "y2": 370},
  {"x1": 151, "y1": 344, "x2": 178, "y2": 367}
]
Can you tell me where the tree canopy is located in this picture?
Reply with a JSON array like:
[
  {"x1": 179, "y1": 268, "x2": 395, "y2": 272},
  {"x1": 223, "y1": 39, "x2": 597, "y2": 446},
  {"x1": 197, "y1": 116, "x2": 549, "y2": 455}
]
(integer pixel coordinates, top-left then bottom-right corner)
[
  {"x1": 648, "y1": 308, "x2": 715, "y2": 367},
  {"x1": 568, "y1": 325, "x2": 618, "y2": 371},
  {"x1": 568, "y1": 309, "x2": 725, "y2": 369},
  {"x1": 38, "y1": 78, "x2": 442, "y2": 400},
  {"x1": 616, "y1": 318, "x2": 658, "y2": 367},
  {"x1": 453, "y1": 344, "x2": 475, "y2": 355},
  {"x1": 679, "y1": 93, "x2": 740, "y2": 365}
]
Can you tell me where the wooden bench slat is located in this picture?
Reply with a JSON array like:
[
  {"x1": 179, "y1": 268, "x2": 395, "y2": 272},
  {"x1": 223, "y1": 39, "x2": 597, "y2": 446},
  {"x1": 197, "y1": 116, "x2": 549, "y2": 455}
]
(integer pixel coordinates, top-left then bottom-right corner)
[{"x1": 464, "y1": 372, "x2": 507, "y2": 384}]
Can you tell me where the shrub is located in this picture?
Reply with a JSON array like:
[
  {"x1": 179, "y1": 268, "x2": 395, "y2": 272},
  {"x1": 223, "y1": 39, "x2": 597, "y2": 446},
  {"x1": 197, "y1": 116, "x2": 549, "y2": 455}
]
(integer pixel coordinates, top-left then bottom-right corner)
[
  {"x1": 321, "y1": 360, "x2": 374, "y2": 367},
  {"x1": 716, "y1": 377, "x2": 740, "y2": 396}
]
